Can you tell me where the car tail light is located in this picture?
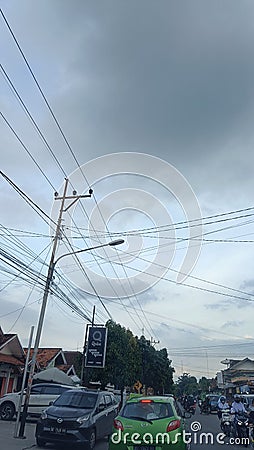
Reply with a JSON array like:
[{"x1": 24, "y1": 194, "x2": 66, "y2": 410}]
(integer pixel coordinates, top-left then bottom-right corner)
[
  {"x1": 166, "y1": 419, "x2": 181, "y2": 432},
  {"x1": 113, "y1": 419, "x2": 124, "y2": 431}
]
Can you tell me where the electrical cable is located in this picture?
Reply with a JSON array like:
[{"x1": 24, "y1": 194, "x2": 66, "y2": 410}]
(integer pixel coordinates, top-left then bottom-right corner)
[{"x1": 0, "y1": 10, "x2": 151, "y2": 334}]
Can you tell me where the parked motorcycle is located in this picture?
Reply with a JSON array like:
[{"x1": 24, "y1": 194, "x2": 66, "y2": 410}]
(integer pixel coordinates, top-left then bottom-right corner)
[
  {"x1": 233, "y1": 412, "x2": 249, "y2": 447},
  {"x1": 220, "y1": 409, "x2": 233, "y2": 437}
]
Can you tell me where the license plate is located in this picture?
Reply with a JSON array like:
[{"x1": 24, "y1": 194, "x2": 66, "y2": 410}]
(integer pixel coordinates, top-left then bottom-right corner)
[
  {"x1": 54, "y1": 427, "x2": 66, "y2": 434},
  {"x1": 45, "y1": 426, "x2": 66, "y2": 434}
]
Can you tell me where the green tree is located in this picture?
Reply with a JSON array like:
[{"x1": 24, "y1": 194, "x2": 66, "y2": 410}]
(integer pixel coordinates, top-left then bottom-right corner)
[
  {"x1": 138, "y1": 337, "x2": 174, "y2": 393},
  {"x1": 79, "y1": 320, "x2": 174, "y2": 393},
  {"x1": 198, "y1": 376, "x2": 210, "y2": 394},
  {"x1": 176, "y1": 373, "x2": 198, "y2": 396}
]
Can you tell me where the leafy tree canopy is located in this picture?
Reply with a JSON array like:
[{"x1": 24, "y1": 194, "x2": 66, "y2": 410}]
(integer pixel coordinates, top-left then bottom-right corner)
[{"x1": 80, "y1": 320, "x2": 174, "y2": 393}]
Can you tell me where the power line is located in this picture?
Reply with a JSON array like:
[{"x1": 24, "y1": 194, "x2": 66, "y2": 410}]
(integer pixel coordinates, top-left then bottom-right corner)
[
  {"x1": 1, "y1": 112, "x2": 56, "y2": 191},
  {"x1": 0, "y1": 169, "x2": 55, "y2": 226},
  {"x1": 0, "y1": 7, "x2": 150, "y2": 335},
  {"x1": 0, "y1": 64, "x2": 67, "y2": 178},
  {"x1": 67, "y1": 205, "x2": 254, "y2": 237}
]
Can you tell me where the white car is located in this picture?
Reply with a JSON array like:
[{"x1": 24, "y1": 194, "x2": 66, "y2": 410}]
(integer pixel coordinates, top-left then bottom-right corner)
[{"x1": 0, "y1": 383, "x2": 77, "y2": 420}]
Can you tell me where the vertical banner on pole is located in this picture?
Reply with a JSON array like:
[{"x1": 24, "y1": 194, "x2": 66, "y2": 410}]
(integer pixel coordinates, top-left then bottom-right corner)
[{"x1": 85, "y1": 326, "x2": 108, "y2": 368}]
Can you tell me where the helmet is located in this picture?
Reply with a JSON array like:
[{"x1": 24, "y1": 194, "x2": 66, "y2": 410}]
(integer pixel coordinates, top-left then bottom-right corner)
[
  {"x1": 220, "y1": 396, "x2": 226, "y2": 403},
  {"x1": 234, "y1": 394, "x2": 241, "y2": 402}
]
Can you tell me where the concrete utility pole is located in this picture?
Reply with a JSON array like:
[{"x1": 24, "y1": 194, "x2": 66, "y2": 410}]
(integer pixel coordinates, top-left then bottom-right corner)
[
  {"x1": 18, "y1": 178, "x2": 93, "y2": 437},
  {"x1": 14, "y1": 326, "x2": 34, "y2": 438}
]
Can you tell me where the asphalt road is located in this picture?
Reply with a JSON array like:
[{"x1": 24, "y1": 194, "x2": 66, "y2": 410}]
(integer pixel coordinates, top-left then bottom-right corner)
[
  {"x1": 0, "y1": 419, "x2": 109, "y2": 450},
  {"x1": 186, "y1": 408, "x2": 251, "y2": 449},
  {"x1": 0, "y1": 410, "x2": 252, "y2": 450}
]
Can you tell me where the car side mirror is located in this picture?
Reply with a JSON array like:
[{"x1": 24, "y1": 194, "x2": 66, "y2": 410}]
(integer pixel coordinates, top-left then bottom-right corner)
[
  {"x1": 182, "y1": 411, "x2": 192, "y2": 419},
  {"x1": 48, "y1": 401, "x2": 53, "y2": 406},
  {"x1": 98, "y1": 404, "x2": 105, "y2": 412}
]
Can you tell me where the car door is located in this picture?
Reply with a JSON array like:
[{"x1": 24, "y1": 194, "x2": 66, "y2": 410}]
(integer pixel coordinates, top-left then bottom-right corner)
[
  {"x1": 40, "y1": 384, "x2": 67, "y2": 412},
  {"x1": 27, "y1": 385, "x2": 44, "y2": 415},
  {"x1": 104, "y1": 394, "x2": 118, "y2": 434},
  {"x1": 94, "y1": 394, "x2": 108, "y2": 439}
]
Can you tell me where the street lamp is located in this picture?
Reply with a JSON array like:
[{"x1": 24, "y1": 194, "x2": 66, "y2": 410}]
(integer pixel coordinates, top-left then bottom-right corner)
[
  {"x1": 17, "y1": 237, "x2": 124, "y2": 437},
  {"x1": 54, "y1": 239, "x2": 125, "y2": 266}
]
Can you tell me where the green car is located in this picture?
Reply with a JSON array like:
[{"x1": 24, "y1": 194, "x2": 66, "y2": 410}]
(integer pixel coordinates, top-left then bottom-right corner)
[{"x1": 109, "y1": 395, "x2": 190, "y2": 450}]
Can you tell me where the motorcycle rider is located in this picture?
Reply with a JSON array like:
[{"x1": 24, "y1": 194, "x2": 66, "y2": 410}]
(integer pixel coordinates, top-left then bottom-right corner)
[
  {"x1": 201, "y1": 395, "x2": 211, "y2": 414},
  {"x1": 231, "y1": 394, "x2": 248, "y2": 437},
  {"x1": 231, "y1": 394, "x2": 247, "y2": 415},
  {"x1": 184, "y1": 395, "x2": 196, "y2": 413},
  {"x1": 217, "y1": 395, "x2": 230, "y2": 419},
  {"x1": 248, "y1": 398, "x2": 254, "y2": 444}
]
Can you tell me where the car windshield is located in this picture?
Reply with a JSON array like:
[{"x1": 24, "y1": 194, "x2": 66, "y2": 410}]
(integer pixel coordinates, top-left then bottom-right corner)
[
  {"x1": 121, "y1": 401, "x2": 174, "y2": 420},
  {"x1": 54, "y1": 391, "x2": 97, "y2": 409}
]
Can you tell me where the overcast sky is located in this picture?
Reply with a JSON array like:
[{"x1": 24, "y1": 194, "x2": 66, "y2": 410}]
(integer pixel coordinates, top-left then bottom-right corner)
[{"x1": 1, "y1": 0, "x2": 254, "y2": 381}]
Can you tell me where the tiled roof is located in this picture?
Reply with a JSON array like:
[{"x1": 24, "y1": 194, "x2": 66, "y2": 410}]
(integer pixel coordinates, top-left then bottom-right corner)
[
  {"x1": 0, "y1": 354, "x2": 24, "y2": 366},
  {"x1": 0, "y1": 333, "x2": 16, "y2": 347},
  {"x1": 64, "y1": 351, "x2": 82, "y2": 366},
  {"x1": 24, "y1": 348, "x2": 62, "y2": 369}
]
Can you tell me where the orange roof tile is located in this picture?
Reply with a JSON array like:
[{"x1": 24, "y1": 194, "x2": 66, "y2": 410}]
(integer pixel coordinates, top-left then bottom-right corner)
[
  {"x1": 24, "y1": 348, "x2": 62, "y2": 369},
  {"x1": 0, "y1": 354, "x2": 24, "y2": 366}
]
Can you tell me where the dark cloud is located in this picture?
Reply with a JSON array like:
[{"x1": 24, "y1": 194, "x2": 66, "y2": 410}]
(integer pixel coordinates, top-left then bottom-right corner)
[
  {"x1": 2, "y1": 0, "x2": 254, "y2": 377},
  {"x1": 2, "y1": 0, "x2": 254, "y2": 170}
]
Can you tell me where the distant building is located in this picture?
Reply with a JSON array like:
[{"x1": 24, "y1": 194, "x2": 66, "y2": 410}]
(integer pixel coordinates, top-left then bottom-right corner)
[
  {"x1": 0, "y1": 326, "x2": 25, "y2": 395},
  {"x1": 0, "y1": 325, "x2": 82, "y2": 396},
  {"x1": 219, "y1": 358, "x2": 254, "y2": 395}
]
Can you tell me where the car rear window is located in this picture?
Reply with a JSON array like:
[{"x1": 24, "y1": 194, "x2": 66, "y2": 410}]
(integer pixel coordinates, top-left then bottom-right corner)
[
  {"x1": 42, "y1": 385, "x2": 66, "y2": 395},
  {"x1": 210, "y1": 396, "x2": 219, "y2": 402},
  {"x1": 242, "y1": 396, "x2": 254, "y2": 408},
  {"x1": 122, "y1": 401, "x2": 174, "y2": 420},
  {"x1": 54, "y1": 391, "x2": 98, "y2": 409}
]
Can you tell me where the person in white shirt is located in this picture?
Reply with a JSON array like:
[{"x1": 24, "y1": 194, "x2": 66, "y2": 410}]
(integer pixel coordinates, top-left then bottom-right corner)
[
  {"x1": 217, "y1": 395, "x2": 230, "y2": 419},
  {"x1": 231, "y1": 394, "x2": 248, "y2": 437},
  {"x1": 231, "y1": 394, "x2": 247, "y2": 415}
]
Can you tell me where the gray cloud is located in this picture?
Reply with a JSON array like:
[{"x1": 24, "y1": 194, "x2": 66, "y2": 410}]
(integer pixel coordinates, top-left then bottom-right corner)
[
  {"x1": 2, "y1": 0, "x2": 254, "y2": 377},
  {"x1": 222, "y1": 320, "x2": 244, "y2": 328}
]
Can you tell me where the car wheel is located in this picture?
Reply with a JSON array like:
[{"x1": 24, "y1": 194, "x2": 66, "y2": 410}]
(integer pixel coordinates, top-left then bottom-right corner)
[
  {"x1": 87, "y1": 428, "x2": 96, "y2": 450},
  {"x1": 0, "y1": 402, "x2": 15, "y2": 420},
  {"x1": 36, "y1": 437, "x2": 46, "y2": 448}
]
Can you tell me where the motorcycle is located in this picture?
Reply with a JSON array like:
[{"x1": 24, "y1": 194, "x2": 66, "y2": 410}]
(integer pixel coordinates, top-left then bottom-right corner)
[
  {"x1": 249, "y1": 421, "x2": 254, "y2": 448},
  {"x1": 233, "y1": 412, "x2": 249, "y2": 447},
  {"x1": 248, "y1": 411, "x2": 254, "y2": 448},
  {"x1": 185, "y1": 404, "x2": 196, "y2": 415},
  {"x1": 200, "y1": 402, "x2": 211, "y2": 414},
  {"x1": 220, "y1": 409, "x2": 233, "y2": 437}
]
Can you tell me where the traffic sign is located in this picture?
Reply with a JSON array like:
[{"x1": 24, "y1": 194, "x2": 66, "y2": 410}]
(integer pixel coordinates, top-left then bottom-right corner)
[{"x1": 134, "y1": 381, "x2": 142, "y2": 392}]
